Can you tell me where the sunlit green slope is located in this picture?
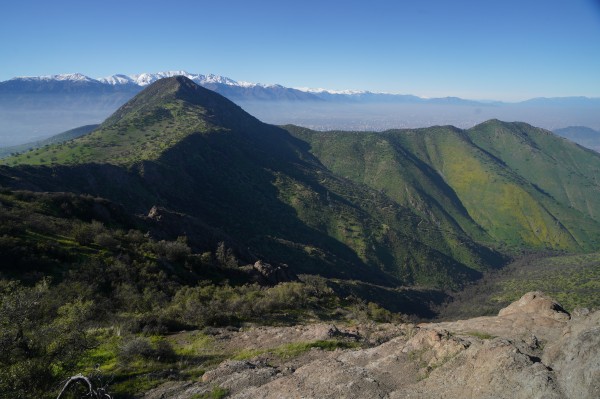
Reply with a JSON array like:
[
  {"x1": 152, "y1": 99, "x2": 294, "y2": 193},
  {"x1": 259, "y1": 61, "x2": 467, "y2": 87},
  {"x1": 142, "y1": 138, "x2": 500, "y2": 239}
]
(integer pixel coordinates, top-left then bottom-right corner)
[{"x1": 287, "y1": 121, "x2": 600, "y2": 252}]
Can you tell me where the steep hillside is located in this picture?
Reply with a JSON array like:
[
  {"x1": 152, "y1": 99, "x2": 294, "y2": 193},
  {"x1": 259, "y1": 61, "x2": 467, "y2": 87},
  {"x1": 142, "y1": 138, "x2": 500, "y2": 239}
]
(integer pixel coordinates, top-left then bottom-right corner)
[
  {"x1": 1, "y1": 76, "x2": 500, "y2": 288},
  {"x1": 3, "y1": 77, "x2": 252, "y2": 165},
  {"x1": 288, "y1": 122, "x2": 600, "y2": 252},
  {"x1": 468, "y1": 120, "x2": 600, "y2": 222}
]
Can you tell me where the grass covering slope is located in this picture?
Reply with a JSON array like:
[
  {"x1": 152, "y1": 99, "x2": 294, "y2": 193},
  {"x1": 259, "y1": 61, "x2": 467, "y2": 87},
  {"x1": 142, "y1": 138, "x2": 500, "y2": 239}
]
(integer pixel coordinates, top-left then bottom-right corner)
[
  {"x1": 396, "y1": 126, "x2": 583, "y2": 250},
  {"x1": 287, "y1": 122, "x2": 600, "y2": 253},
  {"x1": 467, "y1": 120, "x2": 600, "y2": 222},
  {"x1": 2, "y1": 79, "x2": 222, "y2": 165},
  {"x1": 0, "y1": 77, "x2": 502, "y2": 288},
  {"x1": 0, "y1": 124, "x2": 99, "y2": 159},
  {"x1": 286, "y1": 125, "x2": 503, "y2": 275}
]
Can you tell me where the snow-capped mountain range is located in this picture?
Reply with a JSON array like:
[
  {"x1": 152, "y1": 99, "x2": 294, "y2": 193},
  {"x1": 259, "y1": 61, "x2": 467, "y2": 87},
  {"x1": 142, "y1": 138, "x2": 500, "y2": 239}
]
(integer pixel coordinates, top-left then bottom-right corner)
[
  {"x1": 97, "y1": 70, "x2": 265, "y2": 89},
  {"x1": 4, "y1": 71, "x2": 600, "y2": 106},
  {"x1": 6, "y1": 70, "x2": 399, "y2": 98},
  {"x1": 11, "y1": 71, "x2": 297, "y2": 91},
  {"x1": 13, "y1": 73, "x2": 99, "y2": 83},
  {"x1": 2, "y1": 71, "x2": 331, "y2": 102}
]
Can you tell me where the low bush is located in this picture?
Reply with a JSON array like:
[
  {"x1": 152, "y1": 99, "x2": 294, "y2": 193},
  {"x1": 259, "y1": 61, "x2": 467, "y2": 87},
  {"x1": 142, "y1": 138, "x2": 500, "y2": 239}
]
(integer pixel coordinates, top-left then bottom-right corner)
[{"x1": 118, "y1": 336, "x2": 176, "y2": 364}]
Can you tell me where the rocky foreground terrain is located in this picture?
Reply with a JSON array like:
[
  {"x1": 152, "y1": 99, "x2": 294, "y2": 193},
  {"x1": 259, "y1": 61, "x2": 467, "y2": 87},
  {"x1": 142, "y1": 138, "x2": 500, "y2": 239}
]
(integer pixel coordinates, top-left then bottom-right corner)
[{"x1": 144, "y1": 292, "x2": 599, "y2": 398}]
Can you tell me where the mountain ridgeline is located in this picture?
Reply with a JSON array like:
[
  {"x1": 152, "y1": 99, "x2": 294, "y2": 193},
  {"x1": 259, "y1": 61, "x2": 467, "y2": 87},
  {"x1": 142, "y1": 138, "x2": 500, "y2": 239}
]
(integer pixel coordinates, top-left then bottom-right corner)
[
  {"x1": 2, "y1": 76, "x2": 600, "y2": 290},
  {"x1": 287, "y1": 122, "x2": 600, "y2": 251}
]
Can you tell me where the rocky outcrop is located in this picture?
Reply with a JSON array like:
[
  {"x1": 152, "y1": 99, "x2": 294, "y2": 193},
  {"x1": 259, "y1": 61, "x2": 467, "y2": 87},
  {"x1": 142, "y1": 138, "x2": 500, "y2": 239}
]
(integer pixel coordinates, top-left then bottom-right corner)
[
  {"x1": 201, "y1": 360, "x2": 278, "y2": 392},
  {"x1": 497, "y1": 291, "x2": 570, "y2": 321},
  {"x1": 251, "y1": 260, "x2": 297, "y2": 285},
  {"x1": 428, "y1": 290, "x2": 571, "y2": 342},
  {"x1": 145, "y1": 205, "x2": 235, "y2": 252},
  {"x1": 143, "y1": 292, "x2": 599, "y2": 399},
  {"x1": 542, "y1": 308, "x2": 600, "y2": 399}
]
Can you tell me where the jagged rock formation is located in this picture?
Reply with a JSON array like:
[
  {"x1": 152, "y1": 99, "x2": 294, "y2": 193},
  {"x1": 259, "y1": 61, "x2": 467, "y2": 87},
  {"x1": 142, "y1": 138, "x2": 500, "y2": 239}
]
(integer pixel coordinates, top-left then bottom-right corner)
[{"x1": 143, "y1": 292, "x2": 599, "y2": 398}]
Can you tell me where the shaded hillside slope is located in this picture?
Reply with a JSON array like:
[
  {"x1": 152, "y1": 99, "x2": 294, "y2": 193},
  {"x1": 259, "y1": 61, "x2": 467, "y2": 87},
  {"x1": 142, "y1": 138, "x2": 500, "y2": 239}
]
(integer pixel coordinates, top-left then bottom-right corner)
[{"x1": 1, "y1": 76, "x2": 501, "y2": 288}]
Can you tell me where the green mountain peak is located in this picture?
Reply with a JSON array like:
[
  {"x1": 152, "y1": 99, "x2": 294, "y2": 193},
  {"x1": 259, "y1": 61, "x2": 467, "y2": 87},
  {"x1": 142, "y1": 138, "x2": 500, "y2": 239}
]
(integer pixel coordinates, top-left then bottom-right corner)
[{"x1": 4, "y1": 76, "x2": 258, "y2": 166}]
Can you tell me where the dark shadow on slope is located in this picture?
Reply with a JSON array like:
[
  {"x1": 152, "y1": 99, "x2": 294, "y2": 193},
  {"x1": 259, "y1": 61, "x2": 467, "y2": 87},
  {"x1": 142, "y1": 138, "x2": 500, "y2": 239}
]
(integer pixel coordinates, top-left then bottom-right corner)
[
  {"x1": 329, "y1": 280, "x2": 450, "y2": 319},
  {"x1": 146, "y1": 127, "x2": 398, "y2": 284}
]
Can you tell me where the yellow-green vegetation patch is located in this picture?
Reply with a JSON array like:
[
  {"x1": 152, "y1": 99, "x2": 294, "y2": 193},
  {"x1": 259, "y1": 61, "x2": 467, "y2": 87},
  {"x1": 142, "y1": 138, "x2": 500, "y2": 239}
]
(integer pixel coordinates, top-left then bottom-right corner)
[
  {"x1": 234, "y1": 339, "x2": 360, "y2": 360},
  {"x1": 171, "y1": 331, "x2": 216, "y2": 357},
  {"x1": 77, "y1": 329, "x2": 121, "y2": 373}
]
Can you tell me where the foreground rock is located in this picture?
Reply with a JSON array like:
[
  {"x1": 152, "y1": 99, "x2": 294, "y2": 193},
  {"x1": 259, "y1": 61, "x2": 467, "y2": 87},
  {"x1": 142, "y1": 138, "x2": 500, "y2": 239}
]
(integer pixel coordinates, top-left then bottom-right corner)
[{"x1": 143, "y1": 292, "x2": 599, "y2": 398}]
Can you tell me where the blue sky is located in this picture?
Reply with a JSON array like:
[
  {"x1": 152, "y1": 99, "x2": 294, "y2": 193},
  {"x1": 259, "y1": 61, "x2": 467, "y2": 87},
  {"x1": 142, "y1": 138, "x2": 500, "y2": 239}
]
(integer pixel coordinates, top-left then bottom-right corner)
[{"x1": 1, "y1": 0, "x2": 599, "y2": 100}]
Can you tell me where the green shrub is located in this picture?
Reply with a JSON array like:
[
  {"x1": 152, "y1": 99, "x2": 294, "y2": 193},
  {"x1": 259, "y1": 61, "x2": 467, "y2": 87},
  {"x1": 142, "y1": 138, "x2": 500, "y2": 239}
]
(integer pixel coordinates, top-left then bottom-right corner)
[
  {"x1": 154, "y1": 237, "x2": 191, "y2": 262},
  {"x1": 118, "y1": 337, "x2": 155, "y2": 363},
  {"x1": 118, "y1": 336, "x2": 176, "y2": 364},
  {"x1": 72, "y1": 220, "x2": 106, "y2": 245},
  {"x1": 93, "y1": 233, "x2": 120, "y2": 250}
]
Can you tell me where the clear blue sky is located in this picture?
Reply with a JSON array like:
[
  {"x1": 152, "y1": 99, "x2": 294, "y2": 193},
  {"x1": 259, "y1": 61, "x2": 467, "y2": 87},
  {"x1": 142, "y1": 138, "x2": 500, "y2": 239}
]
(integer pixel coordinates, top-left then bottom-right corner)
[{"x1": 1, "y1": 0, "x2": 599, "y2": 100}]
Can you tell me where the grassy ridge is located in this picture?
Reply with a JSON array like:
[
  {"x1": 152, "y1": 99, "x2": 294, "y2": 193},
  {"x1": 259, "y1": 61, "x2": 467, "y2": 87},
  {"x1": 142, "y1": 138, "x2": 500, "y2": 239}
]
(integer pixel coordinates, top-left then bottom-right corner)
[
  {"x1": 0, "y1": 124, "x2": 99, "y2": 159},
  {"x1": 3, "y1": 101, "x2": 213, "y2": 165},
  {"x1": 286, "y1": 126, "x2": 501, "y2": 276},
  {"x1": 2, "y1": 77, "x2": 599, "y2": 292},
  {"x1": 469, "y1": 120, "x2": 600, "y2": 222},
  {"x1": 287, "y1": 121, "x2": 600, "y2": 253}
]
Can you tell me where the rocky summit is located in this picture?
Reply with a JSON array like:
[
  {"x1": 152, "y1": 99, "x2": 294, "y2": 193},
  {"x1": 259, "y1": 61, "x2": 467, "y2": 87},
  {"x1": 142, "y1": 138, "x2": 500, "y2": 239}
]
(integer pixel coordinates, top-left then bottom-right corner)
[{"x1": 144, "y1": 292, "x2": 599, "y2": 399}]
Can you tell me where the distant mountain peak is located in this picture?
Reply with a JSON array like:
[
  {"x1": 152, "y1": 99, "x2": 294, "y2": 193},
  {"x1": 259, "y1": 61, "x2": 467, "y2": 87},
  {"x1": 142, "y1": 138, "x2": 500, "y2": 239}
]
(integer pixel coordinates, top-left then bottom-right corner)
[
  {"x1": 133, "y1": 75, "x2": 240, "y2": 105},
  {"x1": 11, "y1": 73, "x2": 98, "y2": 83},
  {"x1": 98, "y1": 71, "x2": 247, "y2": 88},
  {"x1": 97, "y1": 74, "x2": 136, "y2": 85},
  {"x1": 295, "y1": 86, "x2": 371, "y2": 95},
  {"x1": 131, "y1": 70, "x2": 194, "y2": 86}
]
